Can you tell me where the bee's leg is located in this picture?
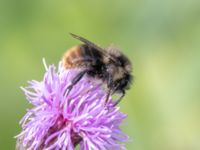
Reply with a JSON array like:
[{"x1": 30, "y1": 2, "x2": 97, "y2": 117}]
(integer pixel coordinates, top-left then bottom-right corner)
[
  {"x1": 64, "y1": 70, "x2": 88, "y2": 96},
  {"x1": 104, "y1": 74, "x2": 113, "y2": 105},
  {"x1": 105, "y1": 88, "x2": 111, "y2": 104},
  {"x1": 112, "y1": 90, "x2": 125, "y2": 107}
]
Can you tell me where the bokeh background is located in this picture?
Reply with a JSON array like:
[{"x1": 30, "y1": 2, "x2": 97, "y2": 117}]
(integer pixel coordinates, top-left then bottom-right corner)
[{"x1": 0, "y1": 0, "x2": 200, "y2": 149}]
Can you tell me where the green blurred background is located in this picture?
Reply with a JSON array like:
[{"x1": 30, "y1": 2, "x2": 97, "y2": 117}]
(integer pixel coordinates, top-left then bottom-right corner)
[{"x1": 0, "y1": 0, "x2": 200, "y2": 149}]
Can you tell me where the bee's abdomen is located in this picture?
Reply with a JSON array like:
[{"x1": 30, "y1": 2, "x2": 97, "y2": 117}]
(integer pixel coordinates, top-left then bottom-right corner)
[{"x1": 63, "y1": 44, "x2": 103, "y2": 69}]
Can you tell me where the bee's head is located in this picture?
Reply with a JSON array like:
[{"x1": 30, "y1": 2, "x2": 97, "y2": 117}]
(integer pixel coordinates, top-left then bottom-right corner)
[
  {"x1": 104, "y1": 46, "x2": 133, "y2": 93},
  {"x1": 114, "y1": 73, "x2": 132, "y2": 92},
  {"x1": 106, "y1": 46, "x2": 132, "y2": 73},
  {"x1": 106, "y1": 64, "x2": 132, "y2": 94}
]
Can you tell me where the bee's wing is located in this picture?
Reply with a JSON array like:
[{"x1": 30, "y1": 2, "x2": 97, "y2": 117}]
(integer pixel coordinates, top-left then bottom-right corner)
[
  {"x1": 70, "y1": 33, "x2": 103, "y2": 51},
  {"x1": 70, "y1": 33, "x2": 115, "y2": 60}
]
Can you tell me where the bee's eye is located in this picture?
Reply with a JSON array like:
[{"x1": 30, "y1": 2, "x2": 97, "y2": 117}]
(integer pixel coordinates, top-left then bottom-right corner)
[
  {"x1": 116, "y1": 56, "x2": 126, "y2": 66},
  {"x1": 117, "y1": 62, "x2": 122, "y2": 66},
  {"x1": 114, "y1": 60, "x2": 122, "y2": 66}
]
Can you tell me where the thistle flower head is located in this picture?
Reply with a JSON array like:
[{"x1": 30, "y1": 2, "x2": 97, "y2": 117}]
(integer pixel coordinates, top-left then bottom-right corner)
[{"x1": 16, "y1": 60, "x2": 128, "y2": 150}]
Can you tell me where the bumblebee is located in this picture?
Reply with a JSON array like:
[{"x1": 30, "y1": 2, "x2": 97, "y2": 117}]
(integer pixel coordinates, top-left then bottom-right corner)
[{"x1": 63, "y1": 33, "x2": 133, "y2": 106}]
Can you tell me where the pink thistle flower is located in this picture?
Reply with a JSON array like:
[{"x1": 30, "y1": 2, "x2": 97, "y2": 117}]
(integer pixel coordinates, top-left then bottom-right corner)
[{"x1": 16, "y1": 60, "x2": 128, "y2": 150}]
